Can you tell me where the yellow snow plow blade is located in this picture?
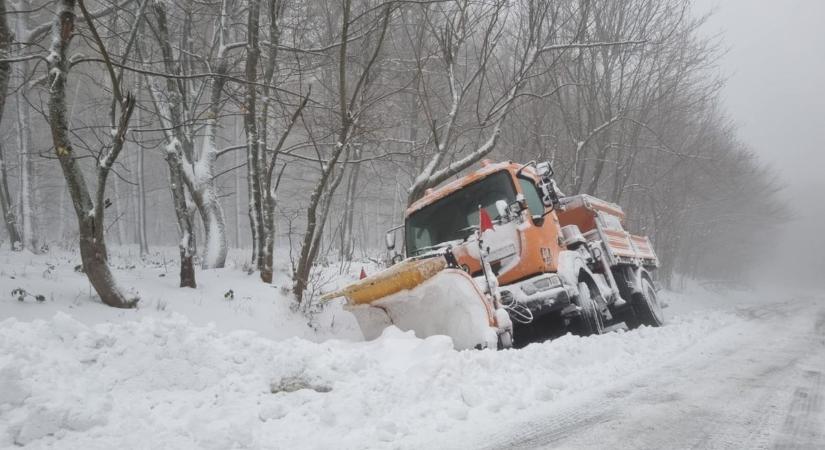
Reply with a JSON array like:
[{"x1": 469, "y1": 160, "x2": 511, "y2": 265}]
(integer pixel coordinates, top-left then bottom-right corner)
[
  {"x1": 322, "y1": 257, "x2": 500, "y2": 350},
  {"x1": 320, "y1": 257, "x2": 447, "y2": 305}
]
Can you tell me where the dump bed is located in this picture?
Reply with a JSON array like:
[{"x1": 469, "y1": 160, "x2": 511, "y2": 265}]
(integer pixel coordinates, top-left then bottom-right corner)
[{"x1": 557, "y1": 195, "x2": 658, "y2": 268}]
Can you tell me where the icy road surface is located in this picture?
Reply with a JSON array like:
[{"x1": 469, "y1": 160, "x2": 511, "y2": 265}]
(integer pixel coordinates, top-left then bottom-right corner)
[{"x1": 465, "y1": 296, "x2": 825, "y2": 450}]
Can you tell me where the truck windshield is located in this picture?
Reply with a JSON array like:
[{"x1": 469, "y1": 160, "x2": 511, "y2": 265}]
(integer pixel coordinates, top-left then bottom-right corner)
[{"x1": 405, "y1": 171, "x2": 517, "y2": 255}]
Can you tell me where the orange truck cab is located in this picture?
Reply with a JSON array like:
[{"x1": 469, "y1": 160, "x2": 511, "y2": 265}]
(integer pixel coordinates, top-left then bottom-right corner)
[{"x1": 394, "y1": 160, "x2": 664, "y2": 341}]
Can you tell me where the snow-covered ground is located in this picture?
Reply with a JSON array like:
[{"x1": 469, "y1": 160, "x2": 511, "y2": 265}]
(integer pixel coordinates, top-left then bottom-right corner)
[
  {"x1": 0, "y1": 247, "x2": 365, "y2": 342},
  {"x1": 1, "y1": 248, "x2": 823, "y2": 449}
]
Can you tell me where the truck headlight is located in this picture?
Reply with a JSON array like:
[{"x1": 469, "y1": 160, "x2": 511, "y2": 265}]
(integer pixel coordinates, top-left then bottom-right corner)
[
  {"x1": 520, "y1": 274, "x2": 562, "y2": 296},
  {"x1": 534, "y1": 274, "x2": 562, "y2": 290}
]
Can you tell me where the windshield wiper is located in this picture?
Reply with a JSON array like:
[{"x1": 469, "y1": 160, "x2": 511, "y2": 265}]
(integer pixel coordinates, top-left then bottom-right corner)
[{"x1": 411, "y1": 239, "x2": 464, "y2": 256}]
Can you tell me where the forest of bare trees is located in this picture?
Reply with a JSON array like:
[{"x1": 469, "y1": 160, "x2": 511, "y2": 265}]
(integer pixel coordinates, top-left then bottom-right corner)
[{"x1": 0, "y1": 0, "x2": 785, "y2": 308}]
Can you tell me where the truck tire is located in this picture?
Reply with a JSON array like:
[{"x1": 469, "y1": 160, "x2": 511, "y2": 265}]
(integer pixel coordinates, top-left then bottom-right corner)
[
  {"x1": 498, "y1": 329, "x2": 513, "y2": 350},
  {"x1": 574, "y1": 282, "x2": 604, "y2": 336},
  {"x1": 628, "y1": 278, "x2": 664, "y2": 328}
]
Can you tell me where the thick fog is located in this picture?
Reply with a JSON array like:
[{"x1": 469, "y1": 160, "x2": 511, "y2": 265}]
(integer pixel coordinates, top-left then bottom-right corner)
[{"x1": 698, "y1": 0, "x2": 825, "y2": 287}]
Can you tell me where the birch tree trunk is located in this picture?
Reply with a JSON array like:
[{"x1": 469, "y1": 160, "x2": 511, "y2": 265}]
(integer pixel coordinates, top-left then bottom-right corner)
[
  {"x1": 16, "y1": 90, "x2": 37, "y2": 252},
  {"x1": 12, "y1": 2, "x2": 38, "y2": 252}
]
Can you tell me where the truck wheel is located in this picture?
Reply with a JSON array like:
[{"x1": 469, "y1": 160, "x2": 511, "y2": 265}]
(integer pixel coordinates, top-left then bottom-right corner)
[
  {"x1": 498, "y1": 329, "x2": 513, "y2": 350},
  {"x1": 574, "y1": 282, "x2": 604, "y2": 336},
  {"x1": 629, "y1": 278, "x2": 664, "y2": 328}
]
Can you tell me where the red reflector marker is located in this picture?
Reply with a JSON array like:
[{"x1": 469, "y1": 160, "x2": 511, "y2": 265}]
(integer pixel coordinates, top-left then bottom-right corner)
[{"x1": 479, "y1": 208, "x2": 494, "y2": 233}]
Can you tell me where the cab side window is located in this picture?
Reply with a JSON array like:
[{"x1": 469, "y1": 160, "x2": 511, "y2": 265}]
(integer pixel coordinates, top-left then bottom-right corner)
[{"x1": 518, "y1": 177, "x2": 545, "y2": 217}]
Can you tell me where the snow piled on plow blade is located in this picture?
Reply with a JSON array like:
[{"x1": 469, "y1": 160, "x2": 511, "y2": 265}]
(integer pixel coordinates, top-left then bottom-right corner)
[{"x1": 346, "y1": 268, "x2": 498, "y2": 350}]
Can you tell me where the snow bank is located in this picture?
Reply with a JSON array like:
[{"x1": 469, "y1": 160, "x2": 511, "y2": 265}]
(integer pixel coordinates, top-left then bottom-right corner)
[
  {"x1": 0, "y1": 248, "x2": 766, "y2": 448},
  {"x1": 0, "y1": 247, "x2": 364, "y2": 343},
  {"x1": 0, "y1": 308, "x2": 737, "y2": 449}
]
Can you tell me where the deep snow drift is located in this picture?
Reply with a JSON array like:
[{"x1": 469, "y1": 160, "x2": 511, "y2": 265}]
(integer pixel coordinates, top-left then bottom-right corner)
[{"x1": 0, "y1": 247, "x2": 790, "y2": 448}]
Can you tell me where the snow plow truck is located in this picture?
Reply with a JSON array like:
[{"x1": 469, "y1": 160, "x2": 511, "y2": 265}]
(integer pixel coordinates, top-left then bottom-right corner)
[{"x1": 322, "y1": 160, "x2": 664, "y2": 349}]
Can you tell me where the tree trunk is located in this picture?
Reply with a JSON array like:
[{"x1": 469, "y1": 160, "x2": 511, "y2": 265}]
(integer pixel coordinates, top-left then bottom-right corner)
[
  {"x1": 260, "y1": 188, "x2": 275, "y2": 283},
  {"x1": 0, "y1": 0, "x2": 22, "y2": 250},
  {"x1": 134, "y1": 104, "x2": 149, "y2": 256},
  {"x1": 293, "y1": 152, "x2": 349, "y2": 304},
  {"x1": 0, "y1": 144, "x2": 21, "y2": 250},
  {"x1": 339, "y1": 151, "x2": 361, "y2": 261},
  {"x1": 16, "y1": 91, "x2": 37, "y2": 252},
  {"x1": 244, "y1": 0, "x2": 265, "y2": 274},
  {"x1": 585, "y1": 138, "x2": 609, "y2": 196},
  {"x1": 193, "y1": 185, "x2": 227, "y2": 270},
  {"x1": 135, "y1": 146, "x2": 149, "y2": 255},
  {"x1": 111, "y1": 171, "x2": 125, "y2": 245},
  {"x1": 192, "y1": 121, "x2": 228, "y2": 269},
  {"x1": 0, "y1": 0, "x2": 8, "y2": 113},
  {"x1": 246, "y1": 0, "x2": 288, "y2": 282},
  {"x1": 12, "y1": 7, "x2": 38, "y2": 253},
  {"x1": 292, "y1": 1, "x2": 393, "y2": 305},
  {"x1": 257, "y1": 0, "x2": 287, "y2": 284},
  {"x1": 167, "y1": 158, "x2": 196, "y2": 287},
  {"x1": 234, "y1": 143, "x2": 242, "y2": 248},
  {"x1": 47, "y1": 0, "x2": 137, "y2": 308},
  {"x1": 148, "y1": 0, "x2": 225, "y2": 272}
]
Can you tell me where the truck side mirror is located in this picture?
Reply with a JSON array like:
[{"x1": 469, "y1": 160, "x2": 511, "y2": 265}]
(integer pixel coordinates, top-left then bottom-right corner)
[
  {"x1": 385, "y1": 231, "x2": 396, "y2": 250},
  {"x1": 536, "y1": 161, "x2": 561, "y2": 209}
]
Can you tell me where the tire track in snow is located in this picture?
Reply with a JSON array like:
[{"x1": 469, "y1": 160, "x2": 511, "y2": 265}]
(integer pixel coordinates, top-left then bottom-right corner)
[
  {"x1": 771, "y1": 307, "x2": 825, "y2": 450},
  {"x1": 771, "y1": 369, "x2": 824, "y2": 450},
  {"x1": 479, "y1": 298, "x2": 825, "y2": 450}
]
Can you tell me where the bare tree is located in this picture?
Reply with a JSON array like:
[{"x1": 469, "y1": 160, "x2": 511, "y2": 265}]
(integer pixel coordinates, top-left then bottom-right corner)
[
  {"x1": 15, "y1": 85, "x2": 37, "y2": 252},
  {"x1": 0, "y1": 0, "x2": 787, "y2": 292},
  {"x1": 142, "y1": 0, "x2": 199, "y2": 286},
  {"x1": 244, "y1": 0, "x2": 265, "y2": 277},
  {"x1": 145, "y1": 0, "x2": 231, "y2": 271},
  {"x1": 0, "y1": 0, "x2": 22, "y2": 250},
  {"x1": 405, "y1": 0, "x2": 641, "y2": 204},
  {"x1": 10, "y1": 0, "x2": 40, "y2": 253},
  {"x1": 45, "y1": 0, "x2": 138, "y2": 308},
  {"x1": 132, "y1": 102, "x2": 149, "y2": 256},
  {"x1": 292, "y1": 0, "x2": 393, "y2": 305}
]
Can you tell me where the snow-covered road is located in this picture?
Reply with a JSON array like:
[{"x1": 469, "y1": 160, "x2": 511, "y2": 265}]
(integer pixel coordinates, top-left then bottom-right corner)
[
  {"x1": 2, "y1": 248, "x2": 824, "y2": 449},
  {"x1": 475, "y1": 296, "x2": 825, "y2": 449}
]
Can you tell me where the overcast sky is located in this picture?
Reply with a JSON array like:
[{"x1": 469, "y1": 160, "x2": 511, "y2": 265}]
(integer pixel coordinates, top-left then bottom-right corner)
[{"x1": 695, "y1": 0, "x2": 825, "y2": 285}]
